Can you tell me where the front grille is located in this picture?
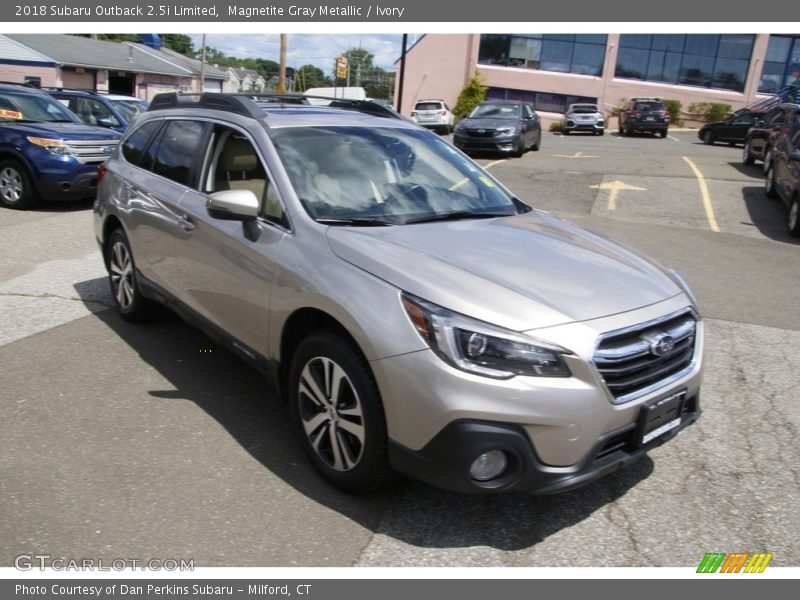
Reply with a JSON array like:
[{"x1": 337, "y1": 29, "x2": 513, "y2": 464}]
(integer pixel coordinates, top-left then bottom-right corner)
[
  {"x1": 594, "y1": 309, "x2": 698, "y2": 403},
  {"x1": 465, "y1": 128, "x2": 497, "y2": 138},
  {"x1": 65, "y1": 139, "x2": 119, "y2": 165}
]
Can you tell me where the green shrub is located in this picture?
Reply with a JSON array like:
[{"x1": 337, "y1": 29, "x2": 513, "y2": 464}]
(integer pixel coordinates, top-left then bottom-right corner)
[
  {"x1": 611, "y1": 98, "x2": 627, "y2": 118},
  {"x1": 453, "y1": 71, "x2": 488, "y2": 121},
  {"x1": 549, "y1": 121, "x2": 564, "y2": 132},
  {"x1": 662, "y1": 99, "x2": 683, "y2": 126},
  {"x1": 688, "y1": 102, "x2": 732, "y2": 123}
]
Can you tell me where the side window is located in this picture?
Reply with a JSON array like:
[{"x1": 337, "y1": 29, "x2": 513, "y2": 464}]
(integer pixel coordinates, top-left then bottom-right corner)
[
  {"x1": 152, "y1": 120, "x2": 206, "y2": 187},
  {"x1": 523, "y1": 104, "x2": 534, "y2": 119},
  {"x1": 85, "y1": 98, "x2": 120, "y2": 128},
  {"x1": 121, "y1": 120, "x2": 162, "y2": 166},
  {"x1": 205, "y1": 126, "x2": 287, "y2": 227}
]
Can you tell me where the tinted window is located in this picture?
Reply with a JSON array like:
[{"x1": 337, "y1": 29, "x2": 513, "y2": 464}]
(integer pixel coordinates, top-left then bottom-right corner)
[
  {"x1": 121, "y1": 120, "x2": 162, "y2": 166},
  {"x1": 152, "y1": 120, "x2": 206, "y2": 187},
  {"x1": 415, "y1": 102, "x2": 443, "y2": 111}
]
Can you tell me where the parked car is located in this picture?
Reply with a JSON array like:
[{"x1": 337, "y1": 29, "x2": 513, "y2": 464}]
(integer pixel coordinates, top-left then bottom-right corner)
[
  {"x1": 46, "y1": 88, "x2": 148, "y2": 132},
  {"x1": 764, "y1": 122, "x2": 800, "y2": 236},
  {"x1": 0, "y1": 82, "x2": 120, "y2": 209},
  {"x1": 453, "y1": 100, "x2": 542, "y2": 156},
  {"x1": 410, "y1": 99, "x2": 454, "y2": 134},
  {"x1": 619, "y1": 98, "x2": 670, "y2": 138},
  {"x1": 94, "y1": 92, "x2": 702, "y2": 495},
  {"x1": 562, "y1": 103, "x2": 605, "y2": 135},
  {"x1": 699, "y1": 108, "x2": 766, "y2": 146},
  {"x1": 745, "y1": 103, "x2": 800, "y2": 172}
]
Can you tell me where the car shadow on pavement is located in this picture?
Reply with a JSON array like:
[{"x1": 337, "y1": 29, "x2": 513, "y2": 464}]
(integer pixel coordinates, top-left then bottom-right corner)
[
  {"x1": 77, "y1": 293, "x2": 656, "y2": 553},
  {"x1": 740, "y1": 185, "x2": 800, "y2": 244},
  {"x1": 727, "y1": 161, "x2": 766, "y2": 179},
  {"x1": 27, "y1": 198, "x2": 95, "y2": 214}
]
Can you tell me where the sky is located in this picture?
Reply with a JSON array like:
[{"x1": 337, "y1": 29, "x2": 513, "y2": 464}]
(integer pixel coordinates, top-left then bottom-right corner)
[{"x1": 187, "y1": 33, "x2": 419, "y2": 72}]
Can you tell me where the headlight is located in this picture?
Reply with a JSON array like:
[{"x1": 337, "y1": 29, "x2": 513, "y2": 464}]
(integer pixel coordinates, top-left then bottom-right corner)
[
  {"x1": 27, "y1": 136, "x2": 73, "y2": 156},
  {"x1": 496, "y1": 127, "x2": 518, "y2": 136},
  {"x1": 401, "y1": 293, "x2": 572, "y2": 379}
]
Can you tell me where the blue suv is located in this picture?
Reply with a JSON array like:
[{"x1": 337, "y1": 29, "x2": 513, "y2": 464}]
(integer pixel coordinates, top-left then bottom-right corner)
[
  {"x1": 46, "y1": 88, "x2": 148, "y2": 132},
  {"x1": 0, "y1": 82, "x2": 120, "y2": 209}
]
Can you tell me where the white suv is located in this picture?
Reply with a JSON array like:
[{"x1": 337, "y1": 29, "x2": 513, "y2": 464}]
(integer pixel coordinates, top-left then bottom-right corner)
[{"x1": 411, "y1": 99, "x2": 455, "y2": 134}]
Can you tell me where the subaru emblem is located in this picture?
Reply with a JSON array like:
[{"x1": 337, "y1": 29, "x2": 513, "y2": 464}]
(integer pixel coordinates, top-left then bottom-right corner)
[{"x1": 645, "y1": 332, "x2": 675, "y2": 356}]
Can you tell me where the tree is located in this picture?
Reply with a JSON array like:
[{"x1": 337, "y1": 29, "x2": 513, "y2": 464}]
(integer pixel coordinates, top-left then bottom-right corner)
[
  {"x1": 295, "y1": 64, "x2": 329, "y2": 91},
  {"x1": 161, "y1": 34, "x2": 194, "y2": 56},
  {"x1": 453, "y1": 71, "x2": 488, "y2": 120}
]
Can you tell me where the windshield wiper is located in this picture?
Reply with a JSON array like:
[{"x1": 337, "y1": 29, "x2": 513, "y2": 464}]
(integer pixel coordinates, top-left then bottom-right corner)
[
  {"x1": 316, "y1": 217, "x2": 397, "y2": 227},
  {"x1": 403, "y1": 210, "x2": 515, "y2": 225}
]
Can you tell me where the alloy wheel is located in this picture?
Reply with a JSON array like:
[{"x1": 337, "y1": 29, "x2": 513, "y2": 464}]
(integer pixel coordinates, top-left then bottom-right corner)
[
  {"x1": 0, "y1": 166, "x2": 23, "y2": 205},
  {"x1": 109, "y1": 240, "x2": 135, "y2": 310},
  {"x1": 297, "y1": 356, "x2": 366, "y2": 472}
]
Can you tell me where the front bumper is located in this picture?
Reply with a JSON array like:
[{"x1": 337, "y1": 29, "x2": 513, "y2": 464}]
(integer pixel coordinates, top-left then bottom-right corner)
[
  {"x1": 372, "y1": 297, "x2": 704, "y2": 494},
  {"x1": 453, "y1": 133, "x2": 519, "y2": 153},
  {"x1": 390, "y1": 393, "x2": 700, "y2": 494},
  {"x1": 35, "y1": 161, "x2": 101, "y2": 201}
]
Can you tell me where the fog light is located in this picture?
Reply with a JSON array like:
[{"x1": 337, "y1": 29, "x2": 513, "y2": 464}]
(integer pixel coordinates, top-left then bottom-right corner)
[{"x1": 469, "y1": 450, "x2": 508, "y2": 481}]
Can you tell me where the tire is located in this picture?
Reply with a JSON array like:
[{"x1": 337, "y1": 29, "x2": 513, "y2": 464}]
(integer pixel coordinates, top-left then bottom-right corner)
[
  {"x1": 562, "y1": 129, "x2": 569, "y2": 136},
  {"x1": 743, "y1": 140, "x2": 755, "y2": 165},
  {"x1": 703, "y1": 130, "x2": 715, "y2": 145},
  {"x1": 531, "y1": 132, "x2": 541, "y2": 151},
  {"x1": 106, "y1": 229, "x2": 157, "y2": 322},
  {"x1": 289, "y1": 331, "x2": 391, "y2": 494},
  {"x1": 599, "y1": 129, "x2": 605, "y2": 136},
  {"x1": 513, "y1": 135, "x2": 525, "y2": 158},
  {"x1": 763, "y1": 149, "x2": 773, "y2": 175},
  {"x1": 660, "y1": 130, "x2": 668, "y2": 138},
  {"x1": 789, "y1": 198, "x2": 800, "y2": 237},
  {"x1": 0, "y1": 159, "x2": 38, "y2": 210},
  {"x1": 624, "y1": 125, "x2": 632, "y2": 137},
  {"x1": 764, "y1": 165, "x2": 779, "y2": 199}
]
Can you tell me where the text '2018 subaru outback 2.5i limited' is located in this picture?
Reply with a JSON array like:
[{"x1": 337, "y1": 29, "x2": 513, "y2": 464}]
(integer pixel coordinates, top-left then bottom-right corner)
[{"x1": 94, "y1": 92, "x2": 703, "y2": 495}]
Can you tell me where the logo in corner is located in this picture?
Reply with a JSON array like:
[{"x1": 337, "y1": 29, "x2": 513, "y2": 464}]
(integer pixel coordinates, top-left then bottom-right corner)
[
  {"x1": 696, "y1": 552, "x2": 773, "y2": 573},
  {"x1": 644, "y1": 331, "x2": 675, "y2": 356}
]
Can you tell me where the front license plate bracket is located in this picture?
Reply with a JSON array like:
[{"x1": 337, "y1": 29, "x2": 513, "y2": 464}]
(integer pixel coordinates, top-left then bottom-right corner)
[{"x1": 636, "y1": 391, "x2": 685, "y2": 446}]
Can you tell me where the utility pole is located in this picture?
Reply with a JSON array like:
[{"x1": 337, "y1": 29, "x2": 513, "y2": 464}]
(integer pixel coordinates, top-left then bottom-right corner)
[
  {"x1": 278, "y1": 34, "x2": 287, "y2": 93},
  {"x1": 199, "y1": 33, "x2": 206, "y2": 93}
]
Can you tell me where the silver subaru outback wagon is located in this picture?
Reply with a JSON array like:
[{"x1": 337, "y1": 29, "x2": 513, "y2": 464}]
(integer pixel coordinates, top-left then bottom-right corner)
[{"x1": 94, "y1": 93, "x2": 703, "y2": 494}]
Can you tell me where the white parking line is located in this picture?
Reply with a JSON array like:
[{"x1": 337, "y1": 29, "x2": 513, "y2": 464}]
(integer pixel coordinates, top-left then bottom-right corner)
[{"x1": 668, "y1": 135, "x2": 681, "y2": 142}]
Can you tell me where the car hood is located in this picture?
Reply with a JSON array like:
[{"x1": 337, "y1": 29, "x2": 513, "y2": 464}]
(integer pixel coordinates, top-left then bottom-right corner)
[
  {"x1": 1, "y1": 121, "x2": 121, "y2": 140},
  {"x1": 459, "y1": 118, "x2": 520, "y2": 129},
  {"x1": 326, "y1": 211, "x2": 682, "y2": 331}
]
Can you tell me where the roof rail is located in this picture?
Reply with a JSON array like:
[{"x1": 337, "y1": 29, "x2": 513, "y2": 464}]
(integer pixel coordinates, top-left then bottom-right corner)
[
  {"x1": 43, "y1": 87, "x2": 101, "y2": 95},
  {"x1": 148, "y1": 91, "x2": 404, "y2": 121},
  {"x1": 0, "y1": 80, "x2": 38, "y2": 88}
]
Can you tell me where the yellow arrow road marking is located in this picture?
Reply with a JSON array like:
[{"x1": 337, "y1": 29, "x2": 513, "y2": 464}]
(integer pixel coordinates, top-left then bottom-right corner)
[
  {"x1": 589, "y1": 180, "x2": 647, "y2": 210},
  {"x1": 450, "y1": 158, "x2": 507, "y2": 191}
]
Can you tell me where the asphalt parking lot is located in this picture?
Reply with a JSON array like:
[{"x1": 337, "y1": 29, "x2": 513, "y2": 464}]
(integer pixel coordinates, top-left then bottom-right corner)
[{"x1": 1, "y1": 130, "x2": 798, "y2": 568}]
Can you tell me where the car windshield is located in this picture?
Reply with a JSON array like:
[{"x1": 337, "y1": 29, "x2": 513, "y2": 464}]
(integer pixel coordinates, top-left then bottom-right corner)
[
  {"x1": 109, "y1": 98, "x2": 148, "y2": 122},
  {"x1": 468, "y1": 104, "x2": 520, "y2": 119},
  {"x1": 570, "y1": 105, "x2": 599, "y2": 113},
  {"x1": 270, "y1": 125, "x2": 524, "y2": 225},
  {"x1": 0, "y1": 90, "x2": 77, "y2": 123}
]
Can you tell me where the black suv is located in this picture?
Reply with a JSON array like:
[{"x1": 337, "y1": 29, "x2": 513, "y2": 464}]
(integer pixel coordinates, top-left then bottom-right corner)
[
  {"x1": 744, "y1": 103, "x2": 800, "y2": 171},
  {"x1": 0, "y1": 82, "x2": 120, "y2": 209},
  {"x1": 698, "y1": 108, "x2": 766, "y2": 147},
  {"x1": 619, "y1": 98, "x2": 670, "y2": 138}
]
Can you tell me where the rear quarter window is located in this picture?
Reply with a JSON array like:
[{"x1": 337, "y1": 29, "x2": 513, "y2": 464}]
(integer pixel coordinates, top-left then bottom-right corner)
[{"x1": 121, "y1": 120, "x2": 163, "y2": 166}]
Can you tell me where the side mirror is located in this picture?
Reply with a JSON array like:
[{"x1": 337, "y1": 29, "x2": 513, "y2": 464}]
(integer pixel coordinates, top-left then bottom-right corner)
[
  {"x1": 206, "y1": 190, "x2": 259, "y2": 222},
  {"x1": 789, "y1": 150, "x2": 800, "y2": 162},
  {"x1": 96, "y1": 118, "x2": 115, "y2": 128}
]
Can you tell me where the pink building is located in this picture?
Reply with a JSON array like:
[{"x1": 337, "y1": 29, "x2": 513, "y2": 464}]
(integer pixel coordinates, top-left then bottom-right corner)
[{"x1": 396, "y1": 33, "x2": 798, "y2": 127}]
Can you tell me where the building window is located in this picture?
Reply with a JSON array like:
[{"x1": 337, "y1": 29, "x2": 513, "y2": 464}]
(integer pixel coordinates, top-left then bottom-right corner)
[
  {"x1": 759, "y1": 35, "x2": 800, "y2": 93},
  {"x1": 487, "y1": 87, "x2": 597, "y2": 114},
  {"x1": 615, "y1": 34, "x2": 754, "y2": 92},
  {"x1": 478, "y1": 34, "x2": 607, "y2": 76}
]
